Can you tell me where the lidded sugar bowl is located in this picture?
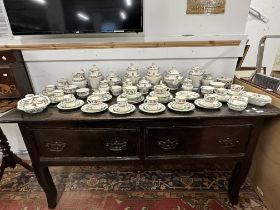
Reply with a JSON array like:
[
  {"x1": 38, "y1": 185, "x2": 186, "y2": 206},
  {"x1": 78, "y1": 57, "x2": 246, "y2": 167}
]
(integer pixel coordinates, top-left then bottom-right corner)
[
  {"x1": 106, "y1": 72, "x2": 121, "y2": 86},
  {"x1": 72, "y1": 69, "x2": 87, "y2": 88},
  {"x1": 163, "y1": 66, "x2": 183, "y2": 90},
  {"x1": 146, "y1": 63, "x2": 161, "y2": 86},
  {"x1": 137, "y1": 77, "x2": 152, "y2": 95},
  {"x1": 88, "y1": 65, "x2": 103, "y2": 89},
  {"x1": 124, "y1": 63, "x2": 140, "y2": 85},
  {"x1": 188, "y1": 66, "x2": 204, "y2": 91}
]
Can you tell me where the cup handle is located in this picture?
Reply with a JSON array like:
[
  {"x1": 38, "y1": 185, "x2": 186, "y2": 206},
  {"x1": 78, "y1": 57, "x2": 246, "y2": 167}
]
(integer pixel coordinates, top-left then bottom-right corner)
[
  {"x1": 144, "y1": 99, "x2": 148, "y2": 104},
  {"x1": 166, "y1": 88, "x2": 170, "y2": 92}
]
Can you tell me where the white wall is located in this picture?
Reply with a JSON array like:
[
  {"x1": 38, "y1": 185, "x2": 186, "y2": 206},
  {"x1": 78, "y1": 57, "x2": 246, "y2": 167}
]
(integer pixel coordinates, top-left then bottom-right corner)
[
  {"x1": 243, "y1": 0, "x2": 280, "y2": 74},
  {"x1": 144, "y1": 0, "x2": 251, "y2": 36}
]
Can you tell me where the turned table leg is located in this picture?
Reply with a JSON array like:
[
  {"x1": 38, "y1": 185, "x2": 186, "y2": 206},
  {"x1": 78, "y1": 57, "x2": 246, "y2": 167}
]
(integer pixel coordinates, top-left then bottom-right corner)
[
  {"x1": 228, "y1": 161, "x2": 250, "y2": 205},
  {"x1": 0, "y1": 127, "x2": 33, "y2": 181}
]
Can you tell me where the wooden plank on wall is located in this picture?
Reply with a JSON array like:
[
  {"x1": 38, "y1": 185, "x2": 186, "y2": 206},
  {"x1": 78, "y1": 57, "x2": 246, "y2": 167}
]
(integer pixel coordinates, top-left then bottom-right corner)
[{"x1": 0, "y1": 40, "x2": 241, "y2": 51}]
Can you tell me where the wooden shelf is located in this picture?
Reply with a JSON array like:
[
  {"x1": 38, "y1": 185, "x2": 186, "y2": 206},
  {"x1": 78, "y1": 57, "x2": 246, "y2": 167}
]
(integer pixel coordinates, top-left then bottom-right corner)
[{"x1": 0, "y1": 40, "x2": 241, "y2": 50}]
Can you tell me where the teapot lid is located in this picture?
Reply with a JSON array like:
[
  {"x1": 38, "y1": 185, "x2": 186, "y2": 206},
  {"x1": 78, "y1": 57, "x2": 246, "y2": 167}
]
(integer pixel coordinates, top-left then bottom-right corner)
[
  {"x1": 139, "y1": 77, "x2": 150, "y2": 85},
  {"x1": 107, "y1": 72, "x2": 117, "y2": 78},
  {"x1": 127, "y1": 63, "x2": 138, "y2": 71},
  {"x1": 92, "y1": 64, "x2": 100, "y2": 71},
  {"x1": 148, "y1": 63, "x2": 159, "y2": 70},
  {"x1": 73, "y1": 69, "x2": 86, "y2": 77},
  {"x1": 189, "y1": 66, "x2": 204, "y2": 75},
  {"x1": 167, "y1": 67, "x2": 180, "y2": 75}
]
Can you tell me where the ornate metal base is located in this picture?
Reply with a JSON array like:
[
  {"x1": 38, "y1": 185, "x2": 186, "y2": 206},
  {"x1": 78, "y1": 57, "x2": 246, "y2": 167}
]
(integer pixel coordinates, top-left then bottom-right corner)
[{"x1": 0, "y1": 128, "x2": 33, "y2": 181}]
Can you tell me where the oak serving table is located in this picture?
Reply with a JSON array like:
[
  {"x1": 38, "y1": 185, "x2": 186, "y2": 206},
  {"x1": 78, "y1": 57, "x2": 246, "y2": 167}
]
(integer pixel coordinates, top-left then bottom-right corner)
[{"x1": 1, "y1": 103, "x2": 279, "y2": 209}]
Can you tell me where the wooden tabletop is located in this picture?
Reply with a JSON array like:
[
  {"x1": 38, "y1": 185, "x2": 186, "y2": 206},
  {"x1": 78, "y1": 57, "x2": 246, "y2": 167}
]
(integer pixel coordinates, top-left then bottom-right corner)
[{"x1": 1, "y1": 99, "x2": 279, "y2": 123}]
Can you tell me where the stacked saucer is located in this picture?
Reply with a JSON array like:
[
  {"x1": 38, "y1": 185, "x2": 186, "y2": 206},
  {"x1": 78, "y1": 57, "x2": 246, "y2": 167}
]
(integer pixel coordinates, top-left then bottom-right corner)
[
  {"x1": 194, "y1": 94, "x2": 222, "y2": 110},
  {"x1": 88, "y1": 89, "x2": 112, "y2": 103},
  {"x1": 139, "y1": 96, "x2": 166, "y2": 114},
  {"x1": 109, "y1": 97, "x2": 135, "y2": 115},
  {"x1": 227, "y1": 96, "x2": 248, "y2": 111},
  {"x1": 149, "y1": 82, "x2": 173, "y2": 103},
  {"x1": 121, "y1": 85, "x2": 144, "y2": 104},
  {"x1": 214, "y1": 88, "x2": 230, "y2": 102},
  {"x1": 57, "y1": 94, "x2": 84, "y2": 110},
  {"x1": 168, "y1": 95, "x2": 195, "y2": 112}
]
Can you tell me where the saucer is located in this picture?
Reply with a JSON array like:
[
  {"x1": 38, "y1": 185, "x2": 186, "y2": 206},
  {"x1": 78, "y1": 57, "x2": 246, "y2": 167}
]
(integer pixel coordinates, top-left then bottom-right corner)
[
  {"x1": 81, "y1": 103, "x2": 108, "y2": 114},
  {"x1": 49, "y1": 96, "x2": 64, "y2": 104},
  {"x1": 150, "y1": 91, "x2": 173, "y2": 103},
  {"x1": 176, "y1": 91, "x2": 200, "y2": 101},
  {"x1": 217, "y1": 94, "x2": 230, "y2": 102},
  {"x1": 87, "y1": 94, "x2": 112, "y2": 103},
  {"x1": 119, "y1": 94, "x2": 145, "y2": 104},
  {"x1": 125, "y1": 92, "x2": 142, "y2": 99},
  {"x1": 57, "y1": 99, "x2": 84, "y2": 110},
  {"x1": 168, "y1": 102, "x2": 195, "y2": 112},
  {"x1": 194, "y1": 99, "x2": 222, "y2": 110},
  {"x1": 139, "y1": 103, "x2": 166, "y2": 114},
  {"x1": 109, "y1": 104, "x2": 136, "y2": 115}
]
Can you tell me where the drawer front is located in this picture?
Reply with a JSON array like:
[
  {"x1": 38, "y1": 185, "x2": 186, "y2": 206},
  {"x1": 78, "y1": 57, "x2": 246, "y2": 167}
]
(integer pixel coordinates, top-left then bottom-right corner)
[
  {"x1": 0, "y1": 51, "x2": 17, "y2": 64},
  {"x1": 31, "y1": 128, "x2": 139, "y2": 158},
  {"x1": 145, "y1": 125, "x2": 252, "y2": 157}
]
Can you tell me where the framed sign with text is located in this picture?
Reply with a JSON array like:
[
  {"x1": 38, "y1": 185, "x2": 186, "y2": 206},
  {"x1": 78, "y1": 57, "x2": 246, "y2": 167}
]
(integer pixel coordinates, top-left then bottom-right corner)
[{"x1": 187, "y1": 0, "x2": 226, "y2": 15}]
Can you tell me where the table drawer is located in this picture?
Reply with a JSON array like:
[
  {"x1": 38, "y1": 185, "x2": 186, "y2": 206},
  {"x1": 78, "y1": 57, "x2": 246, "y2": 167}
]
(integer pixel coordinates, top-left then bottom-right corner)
[
  {"x1": 31, "y1": 128, "x2": 139, "y2": 158},
  {"x1": 145, "y1": 125, "x2": 252, "y2": 157}
]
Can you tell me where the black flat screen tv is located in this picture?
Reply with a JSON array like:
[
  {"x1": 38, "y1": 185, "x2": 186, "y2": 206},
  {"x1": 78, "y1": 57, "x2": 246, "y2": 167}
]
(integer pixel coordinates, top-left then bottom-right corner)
[{"x1": 3, "y1": 0, "x2": 143, "y2": 35}]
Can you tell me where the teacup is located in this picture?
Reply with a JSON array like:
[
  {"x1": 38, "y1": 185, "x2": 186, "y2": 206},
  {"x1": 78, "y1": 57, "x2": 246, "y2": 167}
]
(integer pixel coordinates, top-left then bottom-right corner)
[
  {"x1": 182, "y1": 83, "x2": 193, "y2": 91},
  {"x1": 230, "y1": 84, "x2": 244, "y2": 93},
  {"x1": 25, "y1": 94, "x2": 34, "y2": 99},
  {"x1": 210, "y1": 81, "x2": 225, "y2": 89},
  {"x1": 144, "y1": 96, "x2": 159, "y2": 111},
  {"x1": 45, "y1": 85, "x2": 55, "y2": 92},
  {"x1": 64, "y1": 85, "x2": 78, "y2": 94},
  {"x1": 92, "y1": 89, "x2": 107, "y2": 98},
  {"x1": 172, "y1": 95, "x2": 187, "y2": 109},
  {"x1": 154, "y1": 85, "x2": 170, "y2": 95},
  {"x1": 33, "y1": 96, "x2": 45, "y2": 106},
  {"x1": 214, "y1": 88, "x2": 228, "y2": 96},
  {"x1": 63, "y1": 94, "x2": 76, "y2": 107},
  {"x1": 22, "y1": 98, "x2": 34, "y2": 109},
  {"x1": 228, "y1": 96, "x2": 248, "y2": 107},
  {"x1": 57, "y1": 78, "x2": 68, "y2": 89},
  {"x1": 124, "y1": 85, "x2": 138, "y2": 96},
  {"x1": 76, "y1": 88, "x2": 90, "y2": 98},
  {"x1": 200, "y1": 86, "x2": 215, "y2": 95},
  {"x1": 88, "y1": 96, "x2": 104, "y2": 110},
  {"x1": 111, "y1": 85, "x2": 122, "y2": 96},
  {"x1": 204, "y1": 94, "x2": 218, "y2": 105},
  {"x1": 53, "y1": 90, "x2": 64, "y2": 101},
  {"x1": 116, "y1": 97, "x2": 129, "y2": 112}
]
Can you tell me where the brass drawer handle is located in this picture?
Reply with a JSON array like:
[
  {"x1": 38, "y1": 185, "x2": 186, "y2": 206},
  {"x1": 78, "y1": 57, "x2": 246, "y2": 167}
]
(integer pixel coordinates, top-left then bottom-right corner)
[
  {"x1": 218, "y1": 137, "x2": 240, "y2": 148},
  {"x1": 46, "y1": 141, "x2": 67, "y2": 152},
  {"x1": 105, "y1": 139, "x2": 127, "y2": 151},
  {"x1": 158, "y1": 139, "x2": 179, "y2": 150}
]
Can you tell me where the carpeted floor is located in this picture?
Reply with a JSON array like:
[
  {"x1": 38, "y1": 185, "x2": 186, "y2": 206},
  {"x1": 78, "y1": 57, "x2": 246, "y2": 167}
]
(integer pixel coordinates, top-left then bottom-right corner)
[{"x1": 0, "y1": 164, "x2": 267, "y2": 210}]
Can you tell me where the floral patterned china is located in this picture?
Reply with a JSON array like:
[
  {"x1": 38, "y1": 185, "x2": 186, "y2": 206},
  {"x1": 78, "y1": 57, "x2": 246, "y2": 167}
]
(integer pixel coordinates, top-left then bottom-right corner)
[
  {"x1": 17, "y1": 94, "x2": 50, "y2": 114},
  {"x1": 175, "y1": 91, "x2": 200, "y2": 101},
  {"x1": 109, "y1": 97, "x2": 135, "y2": 115}
]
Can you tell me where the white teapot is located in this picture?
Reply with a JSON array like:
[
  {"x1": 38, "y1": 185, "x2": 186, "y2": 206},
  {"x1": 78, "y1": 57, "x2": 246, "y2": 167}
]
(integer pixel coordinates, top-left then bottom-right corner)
[
  {"x1": 188, "y1": 66, "x2": 204, "y2": 91},
  {"x1": 107, "y1": 72, "x2": 121, "y2": 86},
  {"x1": 146, "y1": 63, "x2": 161, "y2": 86},
  {"x1": 88, "y1": 65, "x2": 103, "y2": 89},
  {"x1": 163, "y1": 66, "x2": 183, "y2": 90},
  {"x1": 137, "y1": 77, "x2": 152, "y2": 95},
  {"x1": 72, "y1": 69, "x2": 87, "y2": 88},
  {"x1": 124, "y1": 63, "x2": 140, "y2": 85}
]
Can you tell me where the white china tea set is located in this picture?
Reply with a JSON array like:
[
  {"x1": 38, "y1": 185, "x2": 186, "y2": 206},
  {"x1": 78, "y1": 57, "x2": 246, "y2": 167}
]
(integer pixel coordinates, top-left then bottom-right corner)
[{"x1": 18, "y1": 64, "x2": 272, "y2": 114}]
